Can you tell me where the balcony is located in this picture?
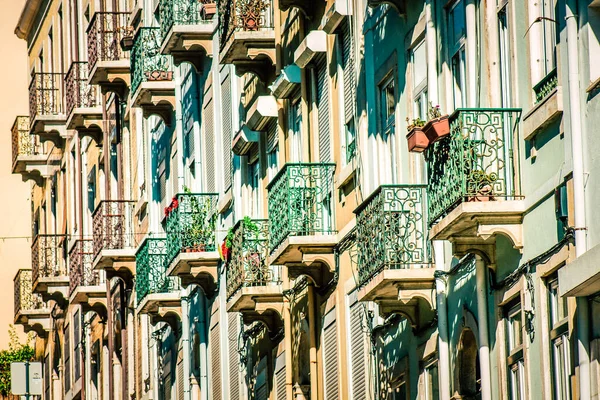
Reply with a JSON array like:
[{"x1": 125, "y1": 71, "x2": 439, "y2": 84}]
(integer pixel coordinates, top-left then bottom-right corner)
[
  {"x1": 11, "y1": 116, "x2": 57, "y2": 185},
  {"x1": 69, "y1": 240, "x2": 107, "y2": 314},
  {"x1": 164, "y1": 193, "x2": 219, "y2": 294},
  {"x1": 14, "y1": 269, "x2": 50, "y2": 337},
  {"x1": 354, "y1": 185, "x2": 435, "y2": 327},
  {"x1": 367, "y1": 0, "x2": 406, "y2": 14},
  {"x1": 65, "y1": 62, "x2": 103, "y2": 141},
  {"x1": 31, "y1": 234, "x2": 69, "y2": 303},
  {"x1": 426, "y1": 108, "x2": 524, "y2": 256},
  {"x1": 267, "y1": 163, "x2": 337, "y2": 283},
  {"x1": 29, "y1": 72, "x2": 67, "y2": 145},
  {"x1": 136, "y1": 238, "x2": 181, "y2": 325},
  {"x1": 87, "y1": 12, "x2": 131, "y2": 97},
  {"x1": 92, "y1": 200, "x2": 137, "y2": 278},
  {"x1": 218, "y1": 0, "x2": 276, "y2": 82},
  {"x1": 131, "y1": 28, "x2": 176, "y2": 125},
  {"x1": 226, "y1": 219, "x2": 283, "y2": 327},
  {"x1": 159, "y1": 0, "x2": 217, "y2": 70}
]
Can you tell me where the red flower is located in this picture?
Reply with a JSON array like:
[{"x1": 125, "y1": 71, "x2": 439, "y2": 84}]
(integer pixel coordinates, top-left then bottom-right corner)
[{"x1": 172, "y1": 198, "x2": 179, "y2": 209}]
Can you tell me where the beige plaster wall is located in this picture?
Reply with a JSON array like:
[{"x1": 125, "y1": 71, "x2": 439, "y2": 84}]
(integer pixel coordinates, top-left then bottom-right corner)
[{"x1": 0, "y1": 0, "x2": 32, "y2": 347}]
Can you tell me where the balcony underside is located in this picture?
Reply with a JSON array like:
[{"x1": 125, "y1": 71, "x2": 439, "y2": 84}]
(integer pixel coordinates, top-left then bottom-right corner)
[
  {"x1": 228, "y1": 291, "x2": 284, "y2": 333},
  {"x1": 66, "y1": 107, "x2": 104, "y2": 142},
  {"x1": 220, "y1": 31, "x2": 276, "y2": 82},
  {"x1": 429, "y1": 200, "x2": 525, "y2": 258},
  {"x1": 30, "y1": 116, "x2": 68, "y2": 147},
  {"x1": 131, "y1": 82, "x2": 176, "y2": 126},
  {"x1": 137, "y1": 293, "x2": 182, "y2": 328},
  {"x1": 15, "y1": 310, "x2": 51, "y2": 338},
  {"x1": 166, "y1": 251, "x2": 219, "y2": 294},
  {"x1": 88, "y1": 60, "x2": 131, "y2": 98},
  {"x1": 93, "y1": 249, "x2": 136, "y2": 280},
  {"x1": 69, "y1": 286, "x2": 108, "y2": 316},
  {"x1": 358, "y1": 268, "x2": 436, "y2": 329},
  {"x1": 33, "y1": 276, "x2": 70, "y2": 304},
  {"x1": 12, "y1": 155, "x2": 59, "y2": 185},
  {"x1": 161, "y1": 23, "x2": 216, "y2": 71}
]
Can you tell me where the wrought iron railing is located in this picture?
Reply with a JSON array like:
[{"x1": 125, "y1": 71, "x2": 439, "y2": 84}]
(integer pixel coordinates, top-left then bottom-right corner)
[
  {"x1": 160, "y1": 0, "x2": 216, "y2": 41},
  {"x1": 165, "y1": 193, "x2": 219, "y2": 267},
  {"x1": 426, "y1": 108, "x2": 522, "y2": 225},
  {"x1": 14, "y1": 269, "x2": 45, "y2": 317},
  {"x1": 29, "y1": 73, "x2": 64, "y2": 124},
  {"x1": 87, "y1": 12, "x2": 130, "y2": 71},
  {"x1": 32, "y1": 234, "x2": 67, "y2": 286},
  {"x1": 131, "y1": 28, "x2": 174, "y2": 94},
  {"x1": 69, "y1": 239, "x2": 98, "y2": 295},
  {"x1": 218, "y1": 0, "x2": 274, "y2": 51},
  {"x1": 354, "y1": 185, "x2": 431, "y2": 287},
  {"x1": 12, "y1": 116, "x2": 43, "y2": 166},
  {"x1": 226, "y1": 219, "x2": 281, "y2": 299},
  {"x1": 66, "y1": 62, "x2": 99, "y2": 117},
  {"x1": 135, "y1": 238, "x2": 180, "y2": 304},
  {"x1": 92, "y1": 200, "x2": 136, "y2": 259},
  {"x1": 533, "y1": 68, "x2": 558, "y2": 104},
  {"x1": 267, "y1": 163, "x2": 336, "y2": 253}
]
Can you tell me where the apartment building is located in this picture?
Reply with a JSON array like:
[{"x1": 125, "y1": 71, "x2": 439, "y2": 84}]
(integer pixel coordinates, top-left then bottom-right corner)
[{"x1": 9, "y1": 0, "x2": 600, "y2": 399}]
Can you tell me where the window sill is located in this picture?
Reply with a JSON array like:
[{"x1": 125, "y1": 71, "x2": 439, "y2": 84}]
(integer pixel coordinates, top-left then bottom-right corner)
[
  {"x1": 336, "y1": 162, "x2": 356, "y2": 189},
  {"x1": 218, "y1": 188, "x2": 233, "y2": 214},
  {"x1": 522, "y1": 86, "x2": 563, "y2": 141}
]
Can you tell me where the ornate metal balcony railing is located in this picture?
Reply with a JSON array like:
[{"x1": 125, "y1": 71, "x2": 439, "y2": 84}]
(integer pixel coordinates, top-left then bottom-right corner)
[
  {"x1": 218, "y1": 0, "x2": 274, "y2": 51},
  {"x1": 92, "y1": 200, "x2": 136, "y2": 259},
  {"x1": 160, "y1": 0, "x2": 216, "y2": 40},
  {"x1": 69, "y1": 239, "x2": 98, "y2": 295},
  {"x1": 14, "y1": 269, "x2": 45, "y2": 317},
  {"x1": 136, "y1": 238, "x2": 180, "y2": 304},
  {"x1": 32, "y1": 234, "x2": 67, "y2": 286},
  {"x1": 426, "y1": 108, "x2": 522, "y2": 226},
  {"x1": 12, "y1": 116, "x2": 43, "y2": 166},
  {"x1": 131, "y1": 28, "x2": 174, "y2": 94},
  {"x1": 87, "y1": 12, "x2": 130, "y2": 71},
  {"x1": 354, "y1": 185, "x2": 431, "y2": 287},
  {"x1": 267, "y1": 163, "x2": 336, "y2": 252},
  {"x1": 226, "y1": 219, "x2": 281, "y2": 299},
  {"x1": 29, "y1": 73, "x2": 65, "y2": 124},
  {"x1": 165, "y1": 193, "x2": 219, "y2": 266},
  {"x1": 66, "y1": 62, "x2": 99, "y2": 117},
  {"x1": 533, "y1": 68, "x2": 558, "y2": 104}
]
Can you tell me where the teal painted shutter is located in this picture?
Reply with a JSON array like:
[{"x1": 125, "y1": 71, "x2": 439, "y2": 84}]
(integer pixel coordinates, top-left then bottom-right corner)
[
  {"x1": 228, "y1": 313, "x2": 240, "y2": 400},
  {"x1": 323, "y1": 316, "x2": 339, "y2": 399},
  {"x1": 316, "y1": 54, "x2": 331, "y2": 163},
  {"x1": 350, "y1": 301, "x2": 368, "y2": 399},
  {"x1": 203, "y1": 92, "x2": 216, "y2": 193},
  {"x1": 221, "y1": 73, "x2": 233, "y2": 191},
  {"x1": 341, "y1": 19, "x2": 355, "y2": 124},
  {"x1": 210, "y1": 323, "x2": 221, "y2": 399}
]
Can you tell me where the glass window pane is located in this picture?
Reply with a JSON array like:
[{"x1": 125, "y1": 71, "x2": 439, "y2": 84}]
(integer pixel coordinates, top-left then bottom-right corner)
[
  {"x1": 507, "y1": 304, "x2": 523, "y2": 351},
  {"x1": 450, "y1": 0, "x2": 466, "y2": 47},
  {"x1": 412, "y1": 41, "x2": 427, "y2": 88}
]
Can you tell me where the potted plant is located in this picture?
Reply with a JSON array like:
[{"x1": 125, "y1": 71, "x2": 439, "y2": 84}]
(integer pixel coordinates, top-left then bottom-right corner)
[
  {"x1": 120, "y1": 26, "x2": 135, "y2": 51},
  {"x1": 467, "y1": 170, "x2": 497, "y2": 202},
  {"x1": 182, "y1": 187, "x2": 216, "y2": 253},
  {"x1": 405, "y1": 117, "x2": 428, "y2": 153},
  {"x1": 423, "y1": 103, "x2": 450, "y2": 144},
  {"x1": 201, "y1": 0, "x2": 217, "y2": 19}
]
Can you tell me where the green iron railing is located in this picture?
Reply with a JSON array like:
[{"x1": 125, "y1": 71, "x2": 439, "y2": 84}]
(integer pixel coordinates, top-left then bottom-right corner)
[
  {"x1": 131, "y1": 28, "x2": 174, "y2": 94},
  {"x1": 160, "y1": 0, "x2": 215, "y2": 42},
  {"x1": 354, "y1": 185, "x2": 430, "y2": 287},
  {"x1": 226, "y1": 219, "x2": 281, "y2": 300},
  {"x1": 267, "y1": 163, "x2": 336, "y2": 253},
  {"x1": 14, "y1": 269, "x2": 46, "y2": 318},
  {"x1": 165, "y1": 193, "x2": 219, "y2": 267},
  {"x1": 426, "y1": 108, "x2": 522, "y2": 226},
  {"x1": 533, "y1": 68, "x2": 558, "y2": 104},
  {"x1": 135, "y1": 238, "x2": 180, "y2": 304}
]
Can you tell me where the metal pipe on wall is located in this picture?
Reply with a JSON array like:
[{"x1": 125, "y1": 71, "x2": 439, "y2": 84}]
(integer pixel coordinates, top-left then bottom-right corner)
[
  {"x1": 434, "y1": 241, "x2": 450, "y2": 400},
  {"x1": 475, "y1": 255, "x2": 492, "y2": 400}
]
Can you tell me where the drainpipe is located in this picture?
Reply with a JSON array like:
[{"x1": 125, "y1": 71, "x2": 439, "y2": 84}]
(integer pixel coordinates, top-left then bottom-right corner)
[
  {"x1": 475, "y1": 255, "x2": 492, "y2": 400},
  {"x1": 433, "y1": 241, "x2": 450, "y2": 400},
  {"x1": 307, "y1": 283, "x2": 319, "y2": 397},
  {"x1": 181, "y1": 288, "x2": 192, "y2": 400},
  {"x1": 198, "y1": 292, "x2": 209, "y2": 400},
  {"x1": 565, "y1": 1, "x2": 590, "y2": 399},
  {"x1": 466, "y1": 0, "x2": 477, "y2": 107},
  {"x1": 105, "y1": 279, "x2": 114, "y2": 399}
]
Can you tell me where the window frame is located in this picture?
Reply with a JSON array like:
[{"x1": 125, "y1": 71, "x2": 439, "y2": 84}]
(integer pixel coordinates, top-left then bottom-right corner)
[{"x1": 505, "y1": 301, "x2": 526, "y2": 400}]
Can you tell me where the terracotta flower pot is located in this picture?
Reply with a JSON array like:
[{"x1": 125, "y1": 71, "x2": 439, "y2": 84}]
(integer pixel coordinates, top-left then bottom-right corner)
[
  {"x1": 146, "y1": 70, "x2": 174, "y2": 81},
  {"x1": 406, "y1": 127, "x2": 429, "y2": 153},
  {"x1": 120, "y1": 35, "x2": 134, "y2": 52},
  {"x1": 423, "y1": 115, "x2": 450, "y2": 144},
  {"x1": 202, "y1": 3, "x2": 217, "y2": 19}
]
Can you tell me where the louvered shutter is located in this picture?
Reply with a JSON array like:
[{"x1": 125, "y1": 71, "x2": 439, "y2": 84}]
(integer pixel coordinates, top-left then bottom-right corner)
[
  {"x1": 350, "y1": 301, "x2": 368, "y2": 399},
  {"x1": 275, "y1": 352, "x2": 286, "y2": 400},
  {"x1": 203, "y1": 95, "x2": 216, "y2": 193},
  {"x1": 177, "y1": 347, "x2": 184, "y2": 400},
  {"x1": 163, "y1": 345, "x2": 173, "y2": 400},
  {"x1": 228, "y1": 313, "x2": 240, "y2": 400},
  {"x1": 341, "y1": 19, "x2": 355, "y2": 124},
  {"x1": 323, "y1": 316, "x2": 339, "y2": 399},
  {"x1": 210, "y1": 324, "x2": 221, "y2": 399},
  {"x1": 221, "y1": 73, "x2": 233, "y2": 191},
  {"x1": 316, "y1": 54, "x2": 331, "y2": 163}
]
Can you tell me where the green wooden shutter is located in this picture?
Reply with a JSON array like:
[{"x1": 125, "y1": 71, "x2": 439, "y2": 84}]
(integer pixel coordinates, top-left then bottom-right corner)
[
  {"x1": 203, "y1": 92, "x2": 216, "y2": 193},
  {"x1": 228, "y1": 313, "x2": 240, "y2": 400},
  {"x1": 316, "y1": 54, "x2": 331, "y2": 163},
  {"x1": 221, "y1": 73, "x2": 233, "y2": 191},
  {"x1": 210, "y1": 323, "x2": 221, "y2": 399}
]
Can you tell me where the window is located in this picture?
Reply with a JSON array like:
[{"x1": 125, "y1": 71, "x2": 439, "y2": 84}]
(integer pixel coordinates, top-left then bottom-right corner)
[
  {"x1": 289, "y1": 98, "x2": 303, "y2": 162},
  {"x1": 506, "y1": 302, "x2": 526, "y2": 400},
  {"x1": 548, "y1": 278, "x2": 571, "y2": 400},
  {"x1": 411, "y1": 39, "x2": 428, "y2": 121},
  {"x1": 378, "y1": 71, "x2": 399, "y2": 183},
  {"x1": 540, "y1": 0, "x2": 557, "y2": 78},
  {"x1": 64, "y1": 324, "x2": 71, "y2": 392},
  {"x1": 449, "y1": 0, "x2": 467, "y2": 108},
  {"x1": 423, "y1": 359, "x2": 439, "y2": 400},
  {"x1": 248, "y1": 160, "x2": 260, "y2": 218},
  {"x1": 380, "y1": 74, "x2": 397, "y2": 135},
  {"x1": 389, "y1": 379, "x2": 407, "y2": 400},
  {"x1": 339, "y1": 19, "x2": 356, "y2": 165}
]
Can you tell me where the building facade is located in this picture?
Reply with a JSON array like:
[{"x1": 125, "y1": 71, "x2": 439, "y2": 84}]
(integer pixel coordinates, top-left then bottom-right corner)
[{"x1": 9, "y1": 0, "x2": 600, "y2": 399}]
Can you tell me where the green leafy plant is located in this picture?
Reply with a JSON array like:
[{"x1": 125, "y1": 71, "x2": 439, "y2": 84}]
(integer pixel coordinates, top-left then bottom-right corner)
[
  {"x1": 181, "y1": 186, "x2": 216, "y2": 252},
  {"x1": 428, "y1": 102, "x2": 442, "y2": 120},
  {"x1": 0, "y1": 326, "x2": 35, "y2": 395},
  {"x1": 406, "y1": 117, "x2": 426, "y2": 132}
]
